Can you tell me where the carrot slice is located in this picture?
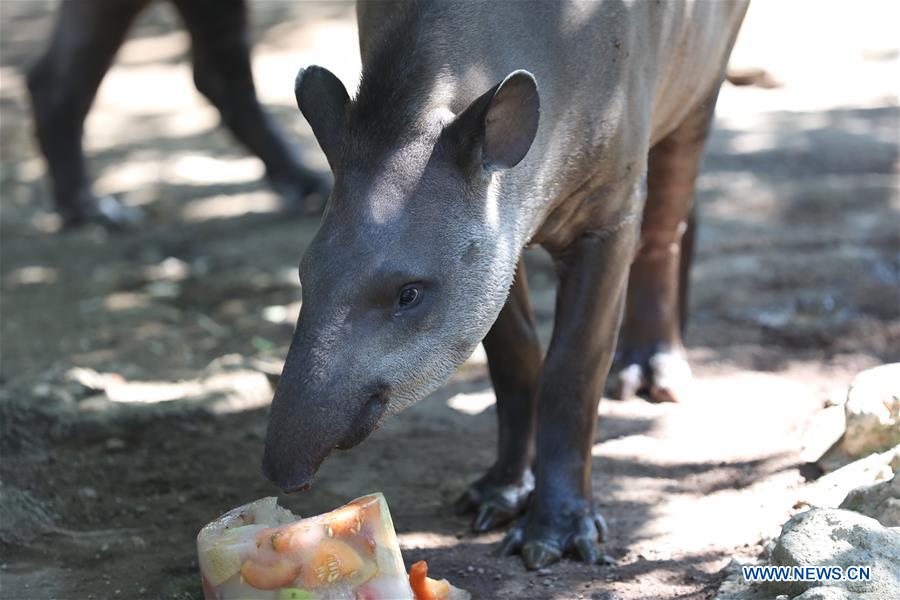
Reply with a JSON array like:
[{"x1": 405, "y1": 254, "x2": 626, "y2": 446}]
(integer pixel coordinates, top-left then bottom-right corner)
[{"x1": 409, "y1": 561, "x2": 451, "y2": 600}]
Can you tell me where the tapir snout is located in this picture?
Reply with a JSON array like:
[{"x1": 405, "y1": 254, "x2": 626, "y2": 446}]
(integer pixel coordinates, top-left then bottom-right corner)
[{"x1": 261, "y1": 320, "x2": 391, "y2": 492}]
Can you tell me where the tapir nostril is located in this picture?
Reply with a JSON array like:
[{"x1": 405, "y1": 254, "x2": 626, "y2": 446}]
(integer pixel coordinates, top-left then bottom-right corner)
[{"x1": 369, "y1": 383, "x2": 390, "y2": 406}]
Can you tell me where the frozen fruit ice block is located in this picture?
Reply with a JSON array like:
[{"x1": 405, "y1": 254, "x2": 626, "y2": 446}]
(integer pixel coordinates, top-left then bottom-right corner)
[{"x1": 197, "y1": 493, "x2": 467, "y2": 600}]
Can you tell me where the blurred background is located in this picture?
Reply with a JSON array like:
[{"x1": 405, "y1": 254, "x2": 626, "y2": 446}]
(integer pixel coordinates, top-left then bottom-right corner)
[{"x1": 0, "y1": 1, "x2": 897, "y2": 599}]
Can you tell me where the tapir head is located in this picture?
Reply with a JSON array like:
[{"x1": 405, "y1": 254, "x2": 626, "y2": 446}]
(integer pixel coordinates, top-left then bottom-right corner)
[{"x1": 262, "y1": 65, "x2": 540, "y2": 492}]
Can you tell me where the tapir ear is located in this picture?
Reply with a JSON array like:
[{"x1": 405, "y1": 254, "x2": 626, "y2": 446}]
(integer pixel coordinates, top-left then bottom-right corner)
[
  {"x1": 295, "y1": 66, "x2": 350, "y2": 170},
  {"x1": 447, "y1": 70, "x2": 540, "y2": 172}
]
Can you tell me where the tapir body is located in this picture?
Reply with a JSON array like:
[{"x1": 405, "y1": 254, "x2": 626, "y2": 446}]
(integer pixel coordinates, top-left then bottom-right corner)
[{"x1": 264, "y1": 0, "x2": 749, "y2": 569}]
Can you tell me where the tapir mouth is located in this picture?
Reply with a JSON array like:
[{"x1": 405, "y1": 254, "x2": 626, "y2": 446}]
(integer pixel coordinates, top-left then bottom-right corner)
[{"x1": 335, "y1": 386, "x2": 390, "y2": 450}]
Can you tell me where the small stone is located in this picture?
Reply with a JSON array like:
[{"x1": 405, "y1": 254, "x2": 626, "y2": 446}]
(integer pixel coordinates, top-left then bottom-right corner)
[
  {"x1": 476, "y1": 567, "x2": 484, "y2": 574},
  {"x1": 105, "y1": 438, "x2": 126, "y2": 451},
  {"x1": 793, "y1": 587, "x2": 852, "y2": 600},
  {"x1": 466, "y1": 565, "x2": 474, "y2": 572},
  {"x1": 537, "y1": 568, "x2": 553, "y2": 576},
  {"x1": 78, "y1": 487, "x2": 98, "y2": 499}
]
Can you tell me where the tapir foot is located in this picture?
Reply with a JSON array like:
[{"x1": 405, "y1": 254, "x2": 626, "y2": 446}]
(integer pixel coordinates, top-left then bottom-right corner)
[
  {"x1": 608, "y1": 345, "x2": 692, "y2": 403},
  {"x1": 268, "y1": 168, "x2": 332, "y2": 215},
  {"x1": 454, "y1": 467, "x2": 534, "y2": 533},
  {"x1": 497, "y1": 501, "x2": 609, "y2": 570},
  {"x1": 62, "y1": 195, "x2": 144, "y2": 230}
]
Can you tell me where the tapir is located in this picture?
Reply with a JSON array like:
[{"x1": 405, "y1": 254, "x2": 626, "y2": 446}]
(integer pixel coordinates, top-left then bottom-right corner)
[
  {"x1": 27, "y1": 0, "x2": 327, "y2": 227},
  {"x1": 263, "y1": 0, "x2": 749, "y2": 569}
]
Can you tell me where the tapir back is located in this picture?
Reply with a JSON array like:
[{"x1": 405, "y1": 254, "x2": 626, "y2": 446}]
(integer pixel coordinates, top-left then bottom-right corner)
[{"x1": 356, "y1": 0, "x2": 748, "y2": 228}]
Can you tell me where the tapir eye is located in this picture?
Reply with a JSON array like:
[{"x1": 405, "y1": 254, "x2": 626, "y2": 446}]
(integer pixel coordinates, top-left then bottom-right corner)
[{"x1": 396, "y1": 284, "x2": 422, "y2": 310}]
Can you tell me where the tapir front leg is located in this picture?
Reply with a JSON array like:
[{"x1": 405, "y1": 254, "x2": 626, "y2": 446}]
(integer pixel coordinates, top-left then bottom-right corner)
[
  {"x1": 499, "y1": 213, "x2": 640, "y2": 570},
  {"x1": 172, "y1": 0, "x2": 330, "y2": 211},
  {"x1": 455, "y1": 260, "x2": 541, "y2": 532}
]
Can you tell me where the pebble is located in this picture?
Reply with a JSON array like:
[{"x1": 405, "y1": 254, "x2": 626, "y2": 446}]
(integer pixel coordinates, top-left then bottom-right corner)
[
  {"x1": 78, "y1": 486, "x2": 98, "y2": 499},
  {"x1": 537, "y1": 568, "x2": 554, "y2": 576},
  {"x1": 476, "y1": 567, "x2": 484, "y2": 574},
  {"x1": 104, "y1": 438, "x2": 126, "y2": 451},
  {"x1": 466, "y1": 565, "x2": 474, "y2": 572}
]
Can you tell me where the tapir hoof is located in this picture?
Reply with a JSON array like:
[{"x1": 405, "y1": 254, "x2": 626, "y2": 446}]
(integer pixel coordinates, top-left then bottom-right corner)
[
  {"x1": 608, "y1": 347, "x2": 693, "y2": 403},
  {"x1": 62, "y1": 195, "x2": 144, "y2": 230},
  {"x1": 497, "y1": 502, "x2": 610, "y2": 570},
  {"x1": 454, "y1": 468, "x2": 533, "y2": 533}
]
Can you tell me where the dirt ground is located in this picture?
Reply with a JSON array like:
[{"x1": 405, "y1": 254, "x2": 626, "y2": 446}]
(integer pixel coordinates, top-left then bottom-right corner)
[{"x1": 0, "y1": 1, "x2": 898, "y2": 599}]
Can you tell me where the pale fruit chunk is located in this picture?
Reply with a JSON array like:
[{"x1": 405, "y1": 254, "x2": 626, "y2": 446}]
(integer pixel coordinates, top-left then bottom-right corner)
[{"x1": 199, "y1": 543, "x2": 242, "y2": 586}]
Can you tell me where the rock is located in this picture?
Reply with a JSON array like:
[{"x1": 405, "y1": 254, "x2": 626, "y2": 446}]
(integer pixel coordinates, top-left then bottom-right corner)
[
  {"x1": 78, "y1": 486, "x2": 98, "y2": 499},
  {"x1": 838, "y1": 472, "x2": 900, "y2": 527},
  {"x1": 843, "y1": 364, "x2": 900, "y2": 457},
  {"x1": 792, "y1": 587, "x2": 851, "y2": 599},
  {"x1": 713, "y1": 557, "x2": 771, "y2": 600},
  {"x1": 770, "y1": 508, "x2": 900, "y2": 598},
  {"x1": 817, "y1": 364, "x2": 900, "y2": 472},
  {"x1": 799, "y1": 447, "x2": 896, "y2": 510}
]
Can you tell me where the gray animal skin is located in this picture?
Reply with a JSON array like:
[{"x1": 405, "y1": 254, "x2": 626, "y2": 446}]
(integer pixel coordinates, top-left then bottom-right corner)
[{"x1": 263, "y1": 0, "x2": 749, "y2": 570}]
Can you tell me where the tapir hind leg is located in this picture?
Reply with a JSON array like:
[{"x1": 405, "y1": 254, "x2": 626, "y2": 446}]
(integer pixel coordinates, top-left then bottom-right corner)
[
  {"x1": 455, "y1": 260, "x2": 542, "y2": 532},
  {"x1": 172, "y1": 0, "x2": 330, "y2": 211},
  {"x1": 499, "y1": 213, "x2": 640, "y2": 569},
  {"x1": 27, "y1": 0, "x2": 151, "y2": 226},
  {"x1": 609, "y1": 91, "x2": 719, "y2": 403}
]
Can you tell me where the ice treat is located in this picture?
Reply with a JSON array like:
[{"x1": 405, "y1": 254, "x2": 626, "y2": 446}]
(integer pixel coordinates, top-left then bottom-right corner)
[{"x1": 197, "y1": 493, "x2": 468, "y2": 600}]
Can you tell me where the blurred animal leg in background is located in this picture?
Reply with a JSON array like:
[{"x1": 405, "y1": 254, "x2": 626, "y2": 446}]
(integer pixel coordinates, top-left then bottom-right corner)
[
  {"x1": 610, "y1": 90, "x2": 721, "y2": 404},
  {"x1": 27, "y1": 0, "x2": 151, "y2": 228},
  {"x1": 172, "y1": 0, "x2": 331, "y2": 213}
]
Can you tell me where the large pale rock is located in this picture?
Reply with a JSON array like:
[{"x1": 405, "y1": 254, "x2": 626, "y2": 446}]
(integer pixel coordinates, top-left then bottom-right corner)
[
  {"x1": 770, "y1": 508, "x2": 900, "y2": 598},
  {"x1": 843, "y1": 364, "x2": 900, "y2": 456},
  {"x1": 839, "y1": 472, "x2": 900, "y2": 527},
  {"x1": 800, "y1": 446, "x2": 897, "y2": 509}
]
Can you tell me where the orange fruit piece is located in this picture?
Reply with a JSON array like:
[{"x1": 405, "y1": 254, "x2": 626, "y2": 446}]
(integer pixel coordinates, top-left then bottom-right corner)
[
  {"x1": 240, "y1": 557, "x2": 301, "y2": 590},
  {"x1": 301, "y1": 539, "x2": 370, "y2": 588}
]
